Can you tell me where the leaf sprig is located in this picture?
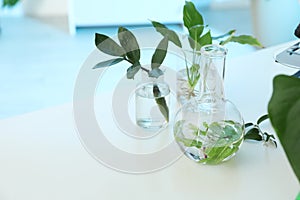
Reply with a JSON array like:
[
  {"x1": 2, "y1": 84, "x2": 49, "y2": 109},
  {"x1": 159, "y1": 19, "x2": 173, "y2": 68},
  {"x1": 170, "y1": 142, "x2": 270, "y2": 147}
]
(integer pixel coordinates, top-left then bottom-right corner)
[
  {"x1": 94, "y1": 27, "x2": 169, "y2": 79},
  {"x1": 93, "y1": 27, "x2": 170, "y2": 122},
  {"x1": 244, "y1": 114, "x2": 277, "y2": 148}
]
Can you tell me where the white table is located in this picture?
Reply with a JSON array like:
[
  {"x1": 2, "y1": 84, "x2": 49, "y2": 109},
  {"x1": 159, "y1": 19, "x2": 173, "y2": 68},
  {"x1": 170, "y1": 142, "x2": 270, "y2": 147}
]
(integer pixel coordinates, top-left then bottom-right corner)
[{"x1": 0, "y1": 41, "x2": 299, "y2": 200}]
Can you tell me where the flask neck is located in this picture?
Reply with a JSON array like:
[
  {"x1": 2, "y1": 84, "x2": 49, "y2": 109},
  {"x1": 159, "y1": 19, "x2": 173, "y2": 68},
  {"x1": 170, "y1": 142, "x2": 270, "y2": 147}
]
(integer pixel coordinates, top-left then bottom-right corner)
[{"x1": 199, "y1": 45, "x2": 227, "y2": 101}]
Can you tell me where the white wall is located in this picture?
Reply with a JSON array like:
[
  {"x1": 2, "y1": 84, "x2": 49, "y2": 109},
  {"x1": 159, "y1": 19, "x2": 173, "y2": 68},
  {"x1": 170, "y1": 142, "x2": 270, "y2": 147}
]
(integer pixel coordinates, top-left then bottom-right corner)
[
  {"x1": 22, "y1": 0, "x2": 68, "y2": 17},
  {"x1": 68, "y1": 0, "x2": 184, "y2": 34},
  {"x1": 1, "y1": 0, "x2": 251, "y2": 17},
  {"x1": 211, "y1": 0, "x2": 249, "y2": 9},
  {"x1": 251, "y1": 0, "x2": 300, "y2": 46}
]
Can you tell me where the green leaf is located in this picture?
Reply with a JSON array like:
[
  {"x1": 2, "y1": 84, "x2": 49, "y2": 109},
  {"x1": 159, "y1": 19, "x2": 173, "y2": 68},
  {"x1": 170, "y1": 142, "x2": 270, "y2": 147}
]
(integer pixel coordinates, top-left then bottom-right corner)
[
  {"x1": 268, "y1": 75, "x2": 300, "y2": 183},
  {"x1": 153, "y1": 84, "x2": 169, "y2": 122},
  {"x1": 187, "y1": 24, "x2": 209, "y2": 50},
  {"x1": 264, "y1": 132, "x2": 277, "y2": 148},
  {"x1": 209, "y1": 122, "x2": 224, "y2": 135},
  {"x1": 93, "y1": 58, "x2": 124, "y2": 69},
  {"x1": 204, "y1": 145, "x2": 238, "y2": 165},
  {"x1": 296, "y1": 192, "x2": 300, "y2": 200},
  {"x1": 175, "y1": 137, "x2": 202, "y2": 149},
  {"x1": 188, "y1": 30, "x2": 212, "y2": 51},
  {"x1": 188, "y1": 36, "x2": 199, "y2": 50},
  {"x1": 217, "y1": 30, "x2": 237, "y2": 46},
  {"x1": 228, "y1": 35, "x2": 264, "y2": 48},
  {"x1": 148, "y1": 68, "x2": 163, "y2": 78},
  {"x1": 174, "y1": 120, "x2": 185, "y2": 136},
  {"x1": 244, "y1": 128, "x2": 263, "y2": 141},
  {"x1": 224, "y1": 125, "x2": 237, "y2": 137},
  {"x1": 3, "y1": 0, "x2": 19, "y2": 7},
  {"x1": 188, "y1": 123, "x2": 200, "y2": 136},
  {"x1": 219, "y1": 34, "x2": 234, "y2": 46},
  {"x1": 151, "y1": 20, "x2": 182, "y2": 48},
  {"x1": 187, "y1": 63, "x2": 201, "y2": 88},
  {"x1": 212, "y1": 30, "x2": 236, "y2": 40},
  {"x1": 199, "y1": 30, "x2": 212, "y2": 47},
  {"x1": 126, "y1": 62, "x2": 141, "y2": 79},
  {"x1": 257, "y1": 114, "x2": 269, "y2": 124},
  {"x1": 118, "y1": 27, "x2": 140, "y2": 63},
  {"x1": 245, "y1": 123, "x2": 254, "y2": 128},
  {"x1": 151, "y1": 36, "x2": 168, "y2": 69},
  {"x1": 203, "y1": 122, "x2": 209, "y2": 129},
  {"x1": 190, "y1": 64, "x2": 200, "y2": 75},
  {"x1": 183, "y1": 1, "x2": 204, "y2": 29},
  {"x1": 188, "y1": 24, "x2": 205, "y2": 41},
  {"x1": 95, "y1": 33, "x2": 126, "y2": 57},
  {"x1": 203, "y1": 136, "x2": 243, "y2": 165}
]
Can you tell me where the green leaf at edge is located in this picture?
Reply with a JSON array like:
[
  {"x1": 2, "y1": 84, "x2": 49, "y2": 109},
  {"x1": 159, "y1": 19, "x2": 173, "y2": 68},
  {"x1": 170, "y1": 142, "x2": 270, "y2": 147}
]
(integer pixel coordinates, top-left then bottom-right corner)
[
  {"x1": 118, "y1": 27, "x2": 141, "y2": 63},
  {"x1": 245, "y1": 122, "x2": 254, "y2": 128},
  {"x1": 151, "y1": 36, "x2": 169, "y2": 69},
  {"x1": 264, "y1": 132, "x2": 277, "y2": 148},
  {"x1": 126, "y1": 62, "x2": 141, "y2": 79},
  {"x1": 229, "y1": 35, "x2": 264, "y2": 48},
  {"x1": 93, "y1": 58, "x2": 124, "y2": 69},
  {"x1": 296, "y1": 192, "x2": 300, "y2": 200},
  {"x1": 244, "y1": 128, "x2": 263, "y2": 141},
  {"x1": 175, "y1": 136, "x2": 203, "y2": 149},
  {"x1": 268, "y1": 75, "x2": 300, "y2": 183},
  {"x1": 183, "y1": 1, "x2": 204, "y2": 29},
  {"x1": 95, "y1": 33, "x2": 126, "y2": 57},
  {"x1": 199, "y1": 30, "x2": 212, "y2": 47},
  {"x1": 2, "y1": 0, "x2": 19, "y2": 7},
  {"x1": 212, "y1": 30, "x2": 236, "y2": 40},
  {"x1": 188, "y1": 25, "x2": 205, "y2": 42},
  {"x1": 153, "y1": 84, "x2": 169, "y2": 122},
  {"x1": 257, "y1": 114, "x2": 269, "y2": 125},
  {"x1": 151, "y1": 20, "x2": 182, "y2": 48},
  {"x1": 148, "y1": 68, "x2": 164, "y2": 78}
]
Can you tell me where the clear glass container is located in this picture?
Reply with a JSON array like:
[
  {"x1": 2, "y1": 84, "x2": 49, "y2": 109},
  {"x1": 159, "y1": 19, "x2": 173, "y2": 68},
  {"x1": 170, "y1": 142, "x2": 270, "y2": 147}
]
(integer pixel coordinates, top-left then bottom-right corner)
[
  {"x1": 135, "y1": 71, "x2": 170, "y2": 131},
  {"x1": 176, "y1": 50, "x2": 201, "y2": 105},
  {"x1": 173, "y1": 99, "x2": 244, "y2": 164},
  {"x1": 173, "y1": 44, "x2": 244, "y2": 164}
]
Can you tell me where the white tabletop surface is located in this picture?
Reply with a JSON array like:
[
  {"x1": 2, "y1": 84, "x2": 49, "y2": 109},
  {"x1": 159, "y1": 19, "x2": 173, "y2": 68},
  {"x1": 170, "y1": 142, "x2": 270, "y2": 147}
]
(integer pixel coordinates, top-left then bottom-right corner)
[{"x1": 0, "y1": 41, "x2": 299, "y2": 200}]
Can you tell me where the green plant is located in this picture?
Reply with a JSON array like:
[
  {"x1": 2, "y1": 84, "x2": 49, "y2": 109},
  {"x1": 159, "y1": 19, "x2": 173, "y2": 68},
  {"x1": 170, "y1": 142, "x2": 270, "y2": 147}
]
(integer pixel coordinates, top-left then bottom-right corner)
[
  {"x1": 151, "y1": 1, "x2": 263, "y2": 97},
  {"x1": 243, "y1": 74, "x2": 300, "y2": 187},
  {"x1": 268, "y1": 75, "x2": 300, "y2": 183},
  {"x1": 244, "y1": 114, "x2": 277, "y2": 147},
  {"x1": 174, "y1": 120, "x2": 244, "y2": 164},
  {"x1": 151, "y1": 1, "x2": 269, "y2": 145},
  {"x1": 93, "y1": 27, "x2": 169, "y2": 121},
  {"x1": 2, "y1": 0, "x2": 19, "y2": 7}
]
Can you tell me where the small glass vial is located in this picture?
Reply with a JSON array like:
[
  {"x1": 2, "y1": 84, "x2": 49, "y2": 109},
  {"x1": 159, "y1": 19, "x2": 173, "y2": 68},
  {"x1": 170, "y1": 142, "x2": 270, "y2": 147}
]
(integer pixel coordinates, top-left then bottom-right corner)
[{"x1": 135, "y1": 71, "x2": 170, "y2": 131}]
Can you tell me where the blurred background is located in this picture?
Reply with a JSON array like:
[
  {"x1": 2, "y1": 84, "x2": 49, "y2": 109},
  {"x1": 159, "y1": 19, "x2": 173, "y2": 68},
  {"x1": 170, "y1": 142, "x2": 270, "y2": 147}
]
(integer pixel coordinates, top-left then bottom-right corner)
[{"x1": 0, "y1": 0, "x2": 299, "y2": 119}]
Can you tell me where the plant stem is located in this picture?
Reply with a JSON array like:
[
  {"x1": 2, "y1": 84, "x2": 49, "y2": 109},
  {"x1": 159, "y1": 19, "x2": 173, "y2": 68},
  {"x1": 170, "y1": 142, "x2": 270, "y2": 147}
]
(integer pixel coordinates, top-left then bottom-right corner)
[
  {"x1": 141, "y1": 66, "x2": 150, "y2": 73},
  {"x1": 153, "y1": 84, "x2": 169, "y2": 122}
]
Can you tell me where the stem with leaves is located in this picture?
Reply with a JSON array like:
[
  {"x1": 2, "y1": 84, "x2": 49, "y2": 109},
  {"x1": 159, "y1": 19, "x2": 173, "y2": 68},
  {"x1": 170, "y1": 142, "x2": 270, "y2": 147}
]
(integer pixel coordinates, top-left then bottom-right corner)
[
  {"x1": 244, "y1": 114, "x2": 277, "y2": 148},
  {"x1": 151, "y1": 1, "x2": 263, "y2": 97},
  {"x1": 93, "y1": 27, "x2": 169, "y2": 122}
]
